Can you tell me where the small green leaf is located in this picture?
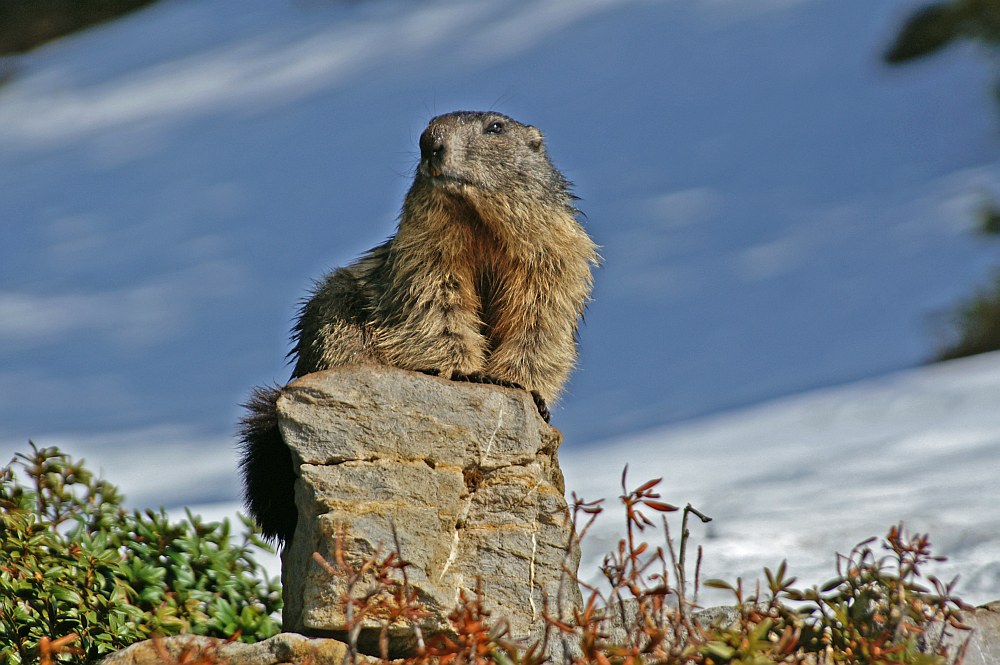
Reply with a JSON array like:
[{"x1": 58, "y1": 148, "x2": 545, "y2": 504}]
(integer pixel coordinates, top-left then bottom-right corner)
[{"x1": 703, "y1": 641, "x2": 736, "y2": 660}]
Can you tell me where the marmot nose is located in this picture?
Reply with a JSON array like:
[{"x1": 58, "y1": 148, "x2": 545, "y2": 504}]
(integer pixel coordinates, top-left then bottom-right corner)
[{"x1": 419, "y1": 130, "x2": 445, "y2": 166}]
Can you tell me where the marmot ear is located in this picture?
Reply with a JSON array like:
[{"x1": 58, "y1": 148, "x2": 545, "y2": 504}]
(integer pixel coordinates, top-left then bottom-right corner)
[{"x1": 527, "y1": 127, "x2": 544, "y2": 152}]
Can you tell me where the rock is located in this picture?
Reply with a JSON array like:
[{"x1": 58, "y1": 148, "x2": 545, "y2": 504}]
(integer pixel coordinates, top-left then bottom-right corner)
[
  {"x1": 927, "y1": 600, "x2": 1000, "y2": 665},
  {"x1": 277, "y1": 366, "x2": 582, "y2": 659},
  {"x1": 602, "y1": 597, "x2": 742, "y2": 650},
  {"x1": 100, "y1": 632, "x2": 364, "y2": 665}
]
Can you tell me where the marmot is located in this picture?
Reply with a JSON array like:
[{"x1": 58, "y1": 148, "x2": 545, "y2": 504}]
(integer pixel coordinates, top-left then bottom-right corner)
[{"x1": 240, "y1": 111, "x2": 599, "y2": 543}]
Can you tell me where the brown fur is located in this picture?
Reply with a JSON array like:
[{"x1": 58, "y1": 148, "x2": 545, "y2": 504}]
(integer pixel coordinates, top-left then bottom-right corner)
[
  {"x1": 240, "y1": 111, "x2": 598, "y2": 542},
  {"x1": 292, "y1": 111, "x2": 598, "y2": 401}
]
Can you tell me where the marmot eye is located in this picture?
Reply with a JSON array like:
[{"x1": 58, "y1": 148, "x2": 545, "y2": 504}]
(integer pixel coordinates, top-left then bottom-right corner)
[{"x1": 485, "y1": 121, "x2": 505, "y2": 135}]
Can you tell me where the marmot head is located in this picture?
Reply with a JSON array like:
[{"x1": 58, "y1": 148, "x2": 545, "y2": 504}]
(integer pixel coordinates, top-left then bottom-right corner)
[{"x1": 416, "y1": 111, "x2": 571, "y2": 207}]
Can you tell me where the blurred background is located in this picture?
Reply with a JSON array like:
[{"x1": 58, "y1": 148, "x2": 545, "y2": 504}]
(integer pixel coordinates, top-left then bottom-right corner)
[{"x1": 2, "y1": 0, "x2": 999, "y2": 602}]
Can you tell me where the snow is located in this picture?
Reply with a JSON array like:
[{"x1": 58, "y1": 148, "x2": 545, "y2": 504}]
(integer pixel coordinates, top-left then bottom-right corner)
[
  {"x1": 1, "y1": 0, "x2": 998, "y2": 606},
  {"x1": 562, "y1": 351, "x2": 1000, "y2": 606}
]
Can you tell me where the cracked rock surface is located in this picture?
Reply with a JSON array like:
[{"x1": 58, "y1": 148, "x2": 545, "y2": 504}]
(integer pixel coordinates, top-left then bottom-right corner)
[{"x1": 278, "y1": 366, "x2": 582, "y2": 659}]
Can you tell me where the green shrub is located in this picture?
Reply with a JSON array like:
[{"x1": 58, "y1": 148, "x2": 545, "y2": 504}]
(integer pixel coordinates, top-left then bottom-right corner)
[
  {"x1": 977, "y1": 202, "x2": 1000, "y2": 236},
  {"x1": 935, "y1": 272, "x2": 1000, "y2": 361},
  {"x1": 703, "y1": 526, "x2": 970, "y2": 665},
  {"x1": 883, "y1": 0, "x2": 1000, "y2": 64},
  {"x1": 0, "y1": 443, "x2": 281, "y2": 664},
  {"x1": 0, "y1": 0, "x2": 161, "y2": 56}
]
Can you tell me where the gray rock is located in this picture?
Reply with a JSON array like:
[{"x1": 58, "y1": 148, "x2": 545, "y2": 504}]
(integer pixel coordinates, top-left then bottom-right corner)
[
  {"x1": 100, "y1": 632, "x2": 363, "y2": 665},
  {"x1": 278, "y1": 366, "x2": 582, "y2": 659},
  {"x1": 602, "y1": 597, "x2": 739, "y2": 651},
  {"x1": 924, "y1": 600, "x2": 1000, "y2": 665}
]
